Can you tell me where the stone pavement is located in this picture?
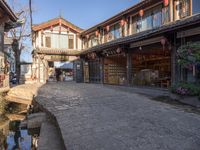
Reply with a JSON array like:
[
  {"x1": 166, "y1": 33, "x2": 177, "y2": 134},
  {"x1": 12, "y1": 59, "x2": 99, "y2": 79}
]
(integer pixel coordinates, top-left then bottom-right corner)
[{"x1": 36, "y1": 82, "x2": 200, "y2": 150}]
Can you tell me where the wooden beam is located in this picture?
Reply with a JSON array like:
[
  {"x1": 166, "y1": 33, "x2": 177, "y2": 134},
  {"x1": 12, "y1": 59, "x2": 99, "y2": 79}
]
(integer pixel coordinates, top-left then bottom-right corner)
[
  {"x1": 177, "y1": 27, "x2": 200, "y2": 38},
  {"x1": 0, "y1": 16, "x2": 9, "y2": 25},
  {"x1": 130, "y1": 36, "x2": 164, "y2": 48}
]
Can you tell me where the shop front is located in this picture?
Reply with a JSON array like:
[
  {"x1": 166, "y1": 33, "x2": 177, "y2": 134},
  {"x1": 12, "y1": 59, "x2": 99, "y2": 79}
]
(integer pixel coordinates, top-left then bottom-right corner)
[
  {"x1": 130, "y1": 38, "x2": 171, "y2": 88},
  {"x1": 88, "y1": 58, "x2": 101, "y2": 83},
  {"x1": 103, "y1": 54, "x2": 127, "y2": 85}
]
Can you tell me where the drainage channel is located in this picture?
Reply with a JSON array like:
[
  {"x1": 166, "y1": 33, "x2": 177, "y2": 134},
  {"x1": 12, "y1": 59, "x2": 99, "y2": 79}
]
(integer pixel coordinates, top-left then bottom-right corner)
[
  {"x1": 0, "y1": 99, "x2": 66, "y2": 150},
  {"x1": 0, "y1": 103, "x2": 40, "y2": 150}
]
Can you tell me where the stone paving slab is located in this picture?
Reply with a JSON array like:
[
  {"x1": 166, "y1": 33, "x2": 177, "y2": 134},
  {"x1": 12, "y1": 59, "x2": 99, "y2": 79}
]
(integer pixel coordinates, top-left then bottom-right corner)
[{"x1": 36, "y1": 82, "x2": 200, "y2": 150}]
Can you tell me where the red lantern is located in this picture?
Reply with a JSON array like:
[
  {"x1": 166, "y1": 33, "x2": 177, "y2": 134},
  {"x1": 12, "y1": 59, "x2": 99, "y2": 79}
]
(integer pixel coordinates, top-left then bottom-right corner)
[
  {"x1": 139, "y1": 9, "x2": 144, "y2": 17},
  {"x1": 163, "y1": 0, "x2": 169, "y2": 7},
  {"x1": 95, "y1": 30, "x2": 99, "y2": 36},
  {"x1": 161, "y1": 38, "x2": 166, "y2": 45},
  {"x1": 116, "y1": 47, "x2": 122, "y2": 53},
  {"x1": 91, "y1": 53, "x2": 96, "y2": 59},
  {"x1": 120, "y1": 19, "x2": 125, "y2": 27},
  {"x1": 106, "y1": 25, "x2": 110, "y2": 32},
  {"x1": 161, "y1": 38, "x2": 167, "y2": 51}
]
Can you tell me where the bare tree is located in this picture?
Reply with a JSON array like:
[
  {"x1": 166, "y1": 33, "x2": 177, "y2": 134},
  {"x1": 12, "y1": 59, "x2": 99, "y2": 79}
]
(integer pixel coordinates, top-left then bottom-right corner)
[{"x1": 8, "y1": 0, "x2": 31, "y2": 83}]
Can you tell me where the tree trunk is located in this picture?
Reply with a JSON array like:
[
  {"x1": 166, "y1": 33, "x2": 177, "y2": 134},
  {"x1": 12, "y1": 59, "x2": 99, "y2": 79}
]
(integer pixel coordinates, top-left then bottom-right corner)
[{"x1": 12, "y1": 39, "x2": 21, "y2": 84}]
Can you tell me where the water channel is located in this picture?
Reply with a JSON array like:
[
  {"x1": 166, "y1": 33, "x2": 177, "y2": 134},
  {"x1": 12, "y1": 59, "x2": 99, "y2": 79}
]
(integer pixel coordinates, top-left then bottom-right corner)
[{"x1": 0, "y1": 98, "x2": 40, "y2": 150}]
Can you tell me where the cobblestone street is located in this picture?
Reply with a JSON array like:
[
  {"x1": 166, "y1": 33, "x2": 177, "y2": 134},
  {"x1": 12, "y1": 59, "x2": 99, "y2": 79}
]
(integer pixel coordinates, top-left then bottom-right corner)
[{"x1": 36, "y1": 82, "x2": 200, "y2": 150}]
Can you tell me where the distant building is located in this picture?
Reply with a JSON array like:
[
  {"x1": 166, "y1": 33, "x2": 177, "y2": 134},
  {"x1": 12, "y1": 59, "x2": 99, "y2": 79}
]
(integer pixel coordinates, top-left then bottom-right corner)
[
  {"x1": 32, "y1": 0, "x2": 200, "y2": 87},
  {"x1": 4, "y1": 36, "x2": 15, "y2": 73},
  {"x1": 0, "y1": 0, "x2": 17, "y2": 91},
  {"x1": 32, "y1": 17, "x2": 83, "y2": 83},
  {"x1": 20, "y1": 62, "x2": 33, "y2": 84}
]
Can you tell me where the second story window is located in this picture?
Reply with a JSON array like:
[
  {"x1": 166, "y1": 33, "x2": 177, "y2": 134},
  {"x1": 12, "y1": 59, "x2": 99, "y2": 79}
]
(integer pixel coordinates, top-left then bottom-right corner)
[
  {"x1": 174, "y1": 0, "x2": 190, "y2": 20},
  {"x1": 90, "y1": 35, "x2": 98, "y2": 47},
  {"x1": 108, "y1": 23, "x2": 121, "y2": 41},
  {"x1": 68, "y1": 35, "x2": 74, "y2": 49},
  {"x1": 45, "y1": 36, "x2": 51, "y2": 48},
  {"x1": 153, "y1": 5, "x2": 162, "y2": 28}
]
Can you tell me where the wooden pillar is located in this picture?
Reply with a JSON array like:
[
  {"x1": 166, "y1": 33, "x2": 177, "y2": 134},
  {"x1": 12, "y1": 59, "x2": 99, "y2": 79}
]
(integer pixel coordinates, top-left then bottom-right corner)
[
  {"x1": 100, "y1": 57, "x2": 104, "y2": 84},
  {"x1": 126, "y1": 51, "x2": 132, "y2": 86},
  {"x1": 171, "y1": 45, "x2": 177, "y2": 85}
]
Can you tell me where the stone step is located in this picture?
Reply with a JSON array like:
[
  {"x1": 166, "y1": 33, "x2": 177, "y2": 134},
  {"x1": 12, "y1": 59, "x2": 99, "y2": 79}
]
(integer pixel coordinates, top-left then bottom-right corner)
[
  {"x1": 27, "y1": 112, "x2": 46, "y2": 129},
  {"x1": 5, "y1": 95, "x2": 33, "y2": 105}
]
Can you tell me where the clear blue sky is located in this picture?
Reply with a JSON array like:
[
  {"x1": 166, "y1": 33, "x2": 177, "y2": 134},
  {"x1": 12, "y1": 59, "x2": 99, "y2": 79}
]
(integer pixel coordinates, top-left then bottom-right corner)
[
  {"x1": 18, "y1": 0, "x2": 139, "y2": 62},
  {"x1": 33, "y1": 0, "x2": 139, "y2": 29}
]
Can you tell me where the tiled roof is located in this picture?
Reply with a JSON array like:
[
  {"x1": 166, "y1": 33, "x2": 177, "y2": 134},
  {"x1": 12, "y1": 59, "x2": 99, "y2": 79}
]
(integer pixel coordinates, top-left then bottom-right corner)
[
  {"x1": 0, "y1": 0, "x2": 17, "y2": 22},
  {"x1": 80, "y1": 14, "x2": 200, "y2": 55},
  {"x1": 32, "y1": 17, "x2": 83, "y2": 33}
]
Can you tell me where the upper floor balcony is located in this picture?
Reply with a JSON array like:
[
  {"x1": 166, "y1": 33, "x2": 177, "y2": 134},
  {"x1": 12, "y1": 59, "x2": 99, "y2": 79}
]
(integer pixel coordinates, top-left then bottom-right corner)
[{"x1": 81, "y1": 0, "x2": 200, "y2": 50}]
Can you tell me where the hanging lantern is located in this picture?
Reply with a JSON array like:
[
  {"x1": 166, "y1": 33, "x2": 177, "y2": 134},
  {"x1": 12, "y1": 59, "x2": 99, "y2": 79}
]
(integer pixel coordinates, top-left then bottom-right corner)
[
  {"x1": 163, "y1": 0, "x2": 169, "y2": 7},
  {"x1": 139, "y1": 9, "x2": 144, "y2": 17},
  {"x1": 91, "y1": 53, "x2": 96, "y2": 59},
  {"x1": 87, "y1": 53, "x2": 91, "y2": 59},
  {"x1": 161, "y1": 38, "x2": 167, "y2": 51},
  {"x1": 120, "y1": 19, "x2": 126, "y2": 27},
  {"x1": 95, "y1": 30, "x2": 99, "y2": 36},
  {"x1": 116, "y1": 47, "x2": 122, "y2": 54},
  {"x1": 106, "y1": 25, "x2": 110, "y2": 32},
  {"x1": 86, "y1": 35, "x2": 89, "y2": 39}
]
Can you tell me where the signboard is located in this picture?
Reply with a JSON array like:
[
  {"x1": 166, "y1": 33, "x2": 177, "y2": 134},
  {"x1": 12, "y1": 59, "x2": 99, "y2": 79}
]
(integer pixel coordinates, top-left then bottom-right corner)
[{"x1": 45, "y1": 55, "x2": 69, "y2": 61}]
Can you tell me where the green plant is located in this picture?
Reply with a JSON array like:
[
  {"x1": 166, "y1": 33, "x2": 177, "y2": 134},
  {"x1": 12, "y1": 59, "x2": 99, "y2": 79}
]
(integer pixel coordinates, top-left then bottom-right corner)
[
  {"x1": 177, "y1": 42, "x2": 200, "y2": 70},
  {"x1": 171, "y1": 82, "x2": 200, "y2": 96}
]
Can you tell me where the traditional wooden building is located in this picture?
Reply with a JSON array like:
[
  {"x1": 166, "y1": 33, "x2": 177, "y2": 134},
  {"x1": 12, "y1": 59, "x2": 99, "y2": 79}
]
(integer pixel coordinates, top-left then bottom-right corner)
[
  {"x1": 0, "y1": 0, "x2": 17, "y2": 91},
  {"x1": 78, "y1": 0, "x2": 200, "y2": 88},
  {"x1": 32, "y1": 17, "x2": 83, "y2": 83}
]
